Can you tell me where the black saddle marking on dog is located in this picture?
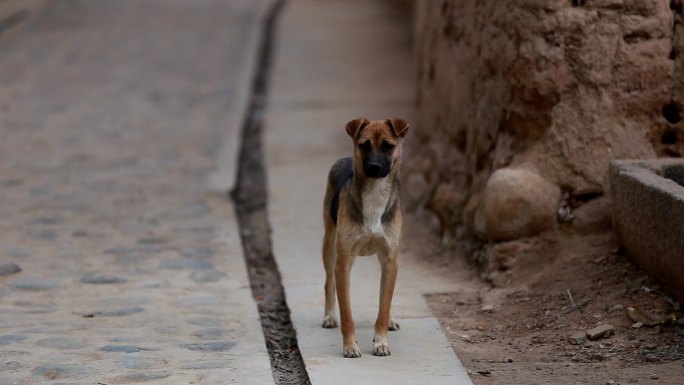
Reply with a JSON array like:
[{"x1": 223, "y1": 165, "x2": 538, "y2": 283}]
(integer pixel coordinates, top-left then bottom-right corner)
[{"x1": 329, "y1": 157, "x2": 354, "y2": 226}]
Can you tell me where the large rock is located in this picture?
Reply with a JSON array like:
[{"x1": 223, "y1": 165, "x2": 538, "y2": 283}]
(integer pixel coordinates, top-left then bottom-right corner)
[
  {"x1": 474, "y1": 168, "x2": 560, "y2": 241},
  {"x1": 572, "y1": 196, "x2": 612, "y2": 234}
]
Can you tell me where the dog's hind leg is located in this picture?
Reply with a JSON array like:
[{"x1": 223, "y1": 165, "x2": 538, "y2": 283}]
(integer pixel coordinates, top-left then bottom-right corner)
[{"x1": 321, "y1": 222, "x2": 338, "y2": 328}]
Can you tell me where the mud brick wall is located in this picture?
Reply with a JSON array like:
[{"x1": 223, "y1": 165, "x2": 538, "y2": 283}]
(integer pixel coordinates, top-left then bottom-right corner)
[{"x1": 404, "y1": 0, "x2": 684, "y2": 241}]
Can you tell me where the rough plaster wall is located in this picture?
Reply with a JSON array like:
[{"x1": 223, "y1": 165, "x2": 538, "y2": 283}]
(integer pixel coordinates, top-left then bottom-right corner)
[{"x1": 406, "y1": 0, "x2": 683, "y2": 237}]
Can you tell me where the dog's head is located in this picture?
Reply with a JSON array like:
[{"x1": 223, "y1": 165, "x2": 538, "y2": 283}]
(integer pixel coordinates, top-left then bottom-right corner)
[{"x1": 345, "y1": 117, "x2": 409, "y2": 179}]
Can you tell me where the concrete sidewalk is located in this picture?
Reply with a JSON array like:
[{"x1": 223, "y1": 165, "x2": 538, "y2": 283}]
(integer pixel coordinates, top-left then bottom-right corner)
[
  {"x1": 264, "y1": 1, "x2": 474, "y2": 384},
  {"x1": 0, "y1": 1, "x2": 273, "y2": 384}
]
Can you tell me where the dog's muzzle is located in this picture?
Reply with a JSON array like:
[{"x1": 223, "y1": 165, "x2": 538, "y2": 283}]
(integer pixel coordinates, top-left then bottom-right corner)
[{"x1": 363, "y1": 160, "x2": 390, "y2": 179}]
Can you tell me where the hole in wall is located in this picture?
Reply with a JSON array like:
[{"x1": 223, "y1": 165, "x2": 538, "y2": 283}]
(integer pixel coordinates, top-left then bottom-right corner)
[
  {"x1": 571, "y1": 0, "x2": 586, "y2": 7},
  {"x1": 670, "y1": 49, "x2": 678, "y2": 60},
  {"x1": 662, "y1": 102, "x2": 681, "y2": 124},
  {"x1": 671, "y1": 0, "x2": 682, "y2": 14},
  {"x1": 661, "y1": 130, "x2": 678, "y2": 145}
]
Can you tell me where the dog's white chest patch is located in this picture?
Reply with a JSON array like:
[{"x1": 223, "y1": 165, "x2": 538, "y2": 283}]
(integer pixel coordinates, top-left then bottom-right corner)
[{"x1": 362, "y1": 180, "x2": 391, "y2": 236}]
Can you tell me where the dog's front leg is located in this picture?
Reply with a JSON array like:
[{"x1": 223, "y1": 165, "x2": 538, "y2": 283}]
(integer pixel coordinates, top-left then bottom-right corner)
[
  {"x1": 335, "y1": 250, "x2": 360, "y2": 358},
  {"x1": 373, "y1": 251, "x2": 398, "y2": 356}
]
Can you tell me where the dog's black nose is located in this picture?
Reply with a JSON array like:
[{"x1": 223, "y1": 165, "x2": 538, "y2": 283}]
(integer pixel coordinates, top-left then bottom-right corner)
[{"x1": 365, "y1": 162, "x2": 382, "y2": 177}]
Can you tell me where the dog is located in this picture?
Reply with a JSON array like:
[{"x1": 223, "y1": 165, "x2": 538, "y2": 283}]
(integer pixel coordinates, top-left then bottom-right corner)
[{"x1": 321, "y1": 117, "x2": 409, "y2": 358}]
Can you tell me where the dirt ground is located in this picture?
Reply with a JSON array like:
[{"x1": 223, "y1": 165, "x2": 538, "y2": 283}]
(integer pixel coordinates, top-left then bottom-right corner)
[{"x1": 404, "y1": 214, "x2": 684, "y2": 385}]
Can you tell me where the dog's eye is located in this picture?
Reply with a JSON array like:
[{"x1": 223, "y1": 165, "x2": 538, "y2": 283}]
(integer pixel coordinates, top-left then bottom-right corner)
[
  {"x1": 358, "y1": 141, "x2": 371, "y2": 151},
  {"x1": 381, "y1": 141, "x2": 395, "y2": 152}
]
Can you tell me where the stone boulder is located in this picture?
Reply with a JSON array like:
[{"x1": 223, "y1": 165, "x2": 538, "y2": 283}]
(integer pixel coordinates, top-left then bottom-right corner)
[{"x1": 474, "y1": 168, "x2": 560, "y2": 241}]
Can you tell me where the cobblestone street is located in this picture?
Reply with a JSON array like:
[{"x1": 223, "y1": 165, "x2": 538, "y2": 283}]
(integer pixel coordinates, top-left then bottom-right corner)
[
  {"x1": 0, "y1": 1, "x2": 479, "y2": 384},
  {"x1": 0, "y1": 1, "x2": 273, "y2": 383}
]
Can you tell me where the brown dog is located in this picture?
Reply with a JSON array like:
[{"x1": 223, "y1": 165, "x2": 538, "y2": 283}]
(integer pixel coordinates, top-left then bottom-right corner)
[{"x1": 321, "y1": 117, "x2": 409, "y2": 358}]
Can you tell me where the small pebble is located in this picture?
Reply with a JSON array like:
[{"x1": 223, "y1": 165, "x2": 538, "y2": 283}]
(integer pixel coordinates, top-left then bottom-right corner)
[
  {"x1": 586, "y1": 324, "x2": 614, "y2": 340},
  {"x1": 568, "y1": 333, "x2": 586, "y2": 345},
  {"x1": 0, "y1": 263, "x2": 21, "y2": 276},
  {"x1": 650, "y1": 373, "x2": 658, "y2": 380},
  {"x1": 644, "y1": 354, "x2": 660, "y2": 363},
  {"x1": 589, "y1": 353, "x2": 605, "y2": 361}
]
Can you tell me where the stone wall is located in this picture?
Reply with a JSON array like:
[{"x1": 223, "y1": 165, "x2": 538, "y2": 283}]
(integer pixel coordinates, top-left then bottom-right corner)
[{"x1": 404, "y1": 0, "x2": 684, "y2": 241}]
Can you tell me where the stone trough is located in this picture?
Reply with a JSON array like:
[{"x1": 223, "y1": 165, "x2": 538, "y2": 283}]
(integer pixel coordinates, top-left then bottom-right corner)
[{"x1": 610, "y1": 159, "x2": 684, "y2": 302}]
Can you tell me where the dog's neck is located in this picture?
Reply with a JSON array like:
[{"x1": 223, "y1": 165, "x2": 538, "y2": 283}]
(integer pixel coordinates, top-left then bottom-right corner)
[{"x1": 352, "y1": 169, "x2": 398, "y2": 235}]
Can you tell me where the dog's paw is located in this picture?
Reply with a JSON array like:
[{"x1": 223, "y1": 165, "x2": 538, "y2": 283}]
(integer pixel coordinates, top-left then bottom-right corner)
[
  {"x1": 321, "y1": 316, "x2": 338, "y2": 329},
  {"x1": 372, "y1": 338, "x2": 391, "y2": 357},
  {"x1": 388, "y1": 319, "x2": 400, "y2": 331},
  {"x1": 343, "y1": 343, "x2": 362, "y2": 358}
]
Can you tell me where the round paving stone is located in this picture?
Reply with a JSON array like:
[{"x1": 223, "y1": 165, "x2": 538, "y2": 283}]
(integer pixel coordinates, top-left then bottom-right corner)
[
  {"x1": 27, "y1": 217, "x2": 61, "y2": 225},
  {"x1": 187, "y1": 317, "x2": 224, "y2": 327},
  {"x1": 192, "y1": 328, "x2": 230, "y2": 340},
  {"x1": 27, "y1": 229, "x2": 57, "y2": 241},
  {"x1": 178, "y1": 360, "x2": 227, "y2": 370},
  {"x1": 9, "y1": 278, "x2": 58, "y2": 291},
  {"x1": 88, "y1": 307, "x2": 144, "y2": 317},
  {"x1": 116, "y1": 355, "x2": 157, "y2": 369},
  {"x1": 100, "y1": 345, "x2": 155, "y2": 353},
  {"x1": 82, "y1": 273, "x2": 127, "y2": 284},
  {"x1": 189, "y1": 269, "x2": 225, "y2": 282},
  {"x1": 111, "y1": 371, "x2": 170, "y2": 383},
  {"x1": 182, "y1": 341, "x2": 235, "y2": 352},
  {"x1": 115, "y1": 254, "x2": 149, "y2": 266},
  {"x1": 32, "y1": 364, "x2": 94, "y2": 380},
  {"x1": 0, "y1": 361, "x2": 21, "y2": 371},
  {"x1": 160, "y1": 258, "x2": 213, "y2": 270},
  {"x1": 103, "y1": 247, "x2": 134, "y2": 255},
  {"x1": 136, "y1": 280, "x2": 161, "y2": 288},
  {"x1": 0, "y1": 178, "x2": 22, "y2": 187},
  {"x1": 181, "y1": 247, "x2": 215, "y2": 259},
  {"x1": 136, "y1": 237, "x2": 167, "y2": 245},
  {"x1": 36, "y1": 337, "x2": 87, "y2": 349},
  {"x1": 0, "y1": 335, "x2": 26, "y2": 346}
]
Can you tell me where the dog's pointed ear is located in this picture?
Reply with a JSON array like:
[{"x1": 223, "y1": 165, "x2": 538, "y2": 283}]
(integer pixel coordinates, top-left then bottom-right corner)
[
  {"x1": 345, "y1": 117, "x2": 370, "y2": 138},
  {"x1": 385, "y1": 117, "x2": 410, "y2": 138}
]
